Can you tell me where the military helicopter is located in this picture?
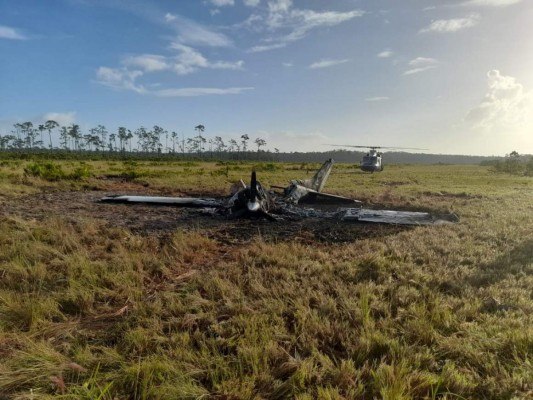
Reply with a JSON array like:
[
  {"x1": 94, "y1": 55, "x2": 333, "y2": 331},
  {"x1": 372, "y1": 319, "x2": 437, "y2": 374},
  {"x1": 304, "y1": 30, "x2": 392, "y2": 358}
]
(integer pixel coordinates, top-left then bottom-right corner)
[{"x1": 328, "y1": 145, "x2": 427, "y2": 172}]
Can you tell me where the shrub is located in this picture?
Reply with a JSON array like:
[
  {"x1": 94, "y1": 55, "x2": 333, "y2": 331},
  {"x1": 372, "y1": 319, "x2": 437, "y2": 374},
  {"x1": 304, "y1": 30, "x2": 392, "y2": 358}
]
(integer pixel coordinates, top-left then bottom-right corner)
[
  {"x1": 24, "y1": 162, "x2": 94, "y2": 181},
  {"x1": 24, "y1": 162, "x2": 66, "y2": 181},
  {"x1": 71, "y1": 165, "x2": 93, "y2": 180},
  {"x1": 255, "y1": 162, "x2": 280, "y2": 172}
]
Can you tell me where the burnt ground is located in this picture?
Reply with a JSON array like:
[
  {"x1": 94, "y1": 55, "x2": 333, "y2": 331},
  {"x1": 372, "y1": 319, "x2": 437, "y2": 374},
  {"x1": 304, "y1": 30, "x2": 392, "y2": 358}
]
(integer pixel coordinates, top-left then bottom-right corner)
[{"x1": 0, "y1": 180, "x2": 410, "y2": 244}]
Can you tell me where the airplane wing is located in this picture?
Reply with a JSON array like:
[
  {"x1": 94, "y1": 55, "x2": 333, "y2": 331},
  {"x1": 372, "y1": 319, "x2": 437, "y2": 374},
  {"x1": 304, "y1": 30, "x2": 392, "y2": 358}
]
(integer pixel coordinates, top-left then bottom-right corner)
[
  {"x1": 282, "y1": 184, "x2": 361, "y2": 204},
  {"x1": 100, "y1": 195, "x2": 221, "y2": 208},
  {"x1": 341, "y1": 208, "x2": 458, "y2": 225},
  {"x1": 304, "y1": 189, "x2": 362, "y2": 204}
]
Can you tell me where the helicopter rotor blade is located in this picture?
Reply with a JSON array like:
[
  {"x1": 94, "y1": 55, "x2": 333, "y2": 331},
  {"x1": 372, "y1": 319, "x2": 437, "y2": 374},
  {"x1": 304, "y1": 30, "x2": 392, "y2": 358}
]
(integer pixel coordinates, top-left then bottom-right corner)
[
  {"x1": 326, "y1": 144, "x2": 378, "y2": 149},
  {"x1": 375, "y1": 146, "x2": 428, "y2": 150},
  {"x1": 326, "y1": 144, "x2": 428, "y2": 151}
]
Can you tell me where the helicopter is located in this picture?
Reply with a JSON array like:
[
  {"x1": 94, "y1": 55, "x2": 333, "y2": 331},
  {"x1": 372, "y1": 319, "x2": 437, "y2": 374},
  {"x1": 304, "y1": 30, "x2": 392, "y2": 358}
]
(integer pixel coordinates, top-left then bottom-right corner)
[{"x1": 328, "y1": 145, "x2": 428, "y2": 172}]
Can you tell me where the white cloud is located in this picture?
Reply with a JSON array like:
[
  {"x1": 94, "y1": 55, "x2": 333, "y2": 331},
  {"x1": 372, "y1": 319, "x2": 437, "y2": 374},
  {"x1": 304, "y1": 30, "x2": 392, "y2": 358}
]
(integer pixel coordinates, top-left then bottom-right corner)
[
  {"x1": 96, "y1": 65, "x2": 252, "y2": 97},
  {"x1": 163, "y1": 13, "x2": 232, "y2": 47},
  {"x1": 210, "y1": 60, "x2": 245, "y2": 70},
  {"x1": 243, "y1": 0, "x2": 261, "y2": 6},
  {"x1": 177, "y1": 24, "x2": 232, "y2": 47},
  {"x1": 248, "y1": 42, "x2": 287, "y2": 53},
  {"x1": 170, "y1": 43, "x2": 243, "y2": 74},
  {"x1": 420, "y1": 15, "x2": 479, "y2": 33},
  {"x1": 96, "y1": 67, "x2": 146, "y2": 93},
  {"x1": 96, "y1": 48, "x2": 247, "y2": 98},
  {"x1": 377, "y1": 49, "x2": 393, "y2": 58},
  {"x1": 403, "y1": 57, "x2": 439, "y2": 75},
  {"x1": 403, "y1": 68, "x2": 434, "y2": 75},
  {"x1": 246, "y1": 0, "x2": 363, "y2": 52},
  {"x1": 164, "y1": 13, "x2": 176, "y2": 22},
  {"x1": 309, "y1": 58, "x2": 349, "y2": 69},
  {"x1": 409, "y1": 57, "x2": 439, "y2": 66},
  {"x1": 282, "y1": 62, "x2": 293, "y2": 67},
  {"x1": 365, "y1": 97, "x2": 389, "y2": 102},
  {"x1": 210, "y1": 0, "x2": 235, "y2": 6},
  {"x1": 154, "y1": 87, "x2": 253, "y2": 97},
  {"x1": 169, "y1": 43, "x2": 209, "y2": 74},
  {"x1": 0, "y1": 25, "x2": 27, "y2": 40},
  {"x1": 116, "y1": 45, "x2": 244, "y2": 76},
  {"x1": 123, "y1": 54, "x2": 169, "y2": 72},
  {"x1": 465, "y1": 70, "x2": 533, "y2": 130},
  {"x1": 42, "y1": 112, "x2": 76, "y2": 126},
  {"x1": 274, "y1": 8, "x2": 364, "y2": 42},
  {"x1": 462, "y1": 0, "x2": 522, "y2": 6}
]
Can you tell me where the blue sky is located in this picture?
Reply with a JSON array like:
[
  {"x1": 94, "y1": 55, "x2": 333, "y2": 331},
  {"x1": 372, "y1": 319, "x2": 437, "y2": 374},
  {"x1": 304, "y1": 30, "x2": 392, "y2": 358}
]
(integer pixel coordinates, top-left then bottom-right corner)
[{"x1": 1, "y1": 0, "x2": 532, "y2": 155}]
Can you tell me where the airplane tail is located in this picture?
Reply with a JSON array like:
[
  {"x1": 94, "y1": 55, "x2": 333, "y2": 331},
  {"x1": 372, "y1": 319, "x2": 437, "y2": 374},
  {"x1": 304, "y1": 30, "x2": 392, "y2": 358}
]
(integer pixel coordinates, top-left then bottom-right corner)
[
  {"x1": 294, "y1": 158, "x2": 334, "y2": 192},
  {"x1": 250, "y1": 169, "x2": 258, "y2": 201}
]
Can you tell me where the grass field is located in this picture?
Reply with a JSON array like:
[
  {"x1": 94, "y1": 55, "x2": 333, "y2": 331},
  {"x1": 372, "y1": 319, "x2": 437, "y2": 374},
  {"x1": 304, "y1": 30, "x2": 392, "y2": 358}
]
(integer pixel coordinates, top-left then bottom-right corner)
[{"x1": 0, "y1": 159, "x2": 532, "y2": 399}]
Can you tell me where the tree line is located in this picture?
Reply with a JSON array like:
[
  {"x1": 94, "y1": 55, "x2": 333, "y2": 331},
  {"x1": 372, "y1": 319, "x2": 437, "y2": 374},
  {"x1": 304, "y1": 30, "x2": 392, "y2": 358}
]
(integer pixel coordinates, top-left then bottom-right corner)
[
  {"x1": 481, "y1": 151, "x2": 533, "y2": 176},
  {"x1": 0, "y1": 121, "x2": 275, "y2": 157}
]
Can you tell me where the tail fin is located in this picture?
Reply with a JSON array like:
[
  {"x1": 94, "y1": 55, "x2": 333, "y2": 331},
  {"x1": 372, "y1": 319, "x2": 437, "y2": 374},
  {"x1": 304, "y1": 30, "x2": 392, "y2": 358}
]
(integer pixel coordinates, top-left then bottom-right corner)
[
  {"x1": 250, "y1": 169, "x2": 258, "y2": 201},
  {"x1": 293, "y1": 158, "x2": 334, "y2": 192}
]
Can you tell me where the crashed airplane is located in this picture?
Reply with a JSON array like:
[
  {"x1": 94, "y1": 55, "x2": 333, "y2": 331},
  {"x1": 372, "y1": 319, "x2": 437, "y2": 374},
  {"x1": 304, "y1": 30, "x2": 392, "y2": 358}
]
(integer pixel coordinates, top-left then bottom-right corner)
[{"x1": 100, "y1": 159, "x2": 457, "y2": 226}]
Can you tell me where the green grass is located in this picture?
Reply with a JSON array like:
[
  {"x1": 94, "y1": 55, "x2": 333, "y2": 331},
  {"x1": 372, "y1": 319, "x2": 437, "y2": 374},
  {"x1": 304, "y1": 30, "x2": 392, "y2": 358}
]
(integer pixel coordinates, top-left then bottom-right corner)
[{"x1": 0, "y1": 159, "x2": 532, "y2": 399}]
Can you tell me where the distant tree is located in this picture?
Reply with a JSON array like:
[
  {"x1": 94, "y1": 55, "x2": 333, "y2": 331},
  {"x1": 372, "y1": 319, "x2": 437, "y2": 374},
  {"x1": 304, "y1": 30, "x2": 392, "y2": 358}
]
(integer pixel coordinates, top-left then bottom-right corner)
[
  {"x1": 109, "y1": 133, "x2": 117, "y2": 151},
  {"x1": 0, "y1": 135, "x2": 12, "y2": 150},
  {"x1": 126, "y1": 129, "x2": 133, "y2": 152},
  {"x1": 228, "y1": 139, "x2": 238, "y2": 153},
  {"x1": 194, "y1": 124, "x2": 205, "y2": 153},
  {"x1": 135, "y1": 127, "x2": 149, "y2": 152},
  {"x1": 171, "y1": 131, "x2": 178, "y2": 153},
  {"x1": 13, "y1": 123, "x2": 22, "y2": 142},
  {"x1": 117, "y1": 127, "x2": 128, "y2": 152},
  {"x1": 44, "y1": 120, "x2": 59, "y2": 149},
  {"x1": 3, "y1": 135, "x2": 17, "y2": 149},
  {"x1": 506, "y1": 151, "x2": 522, "y2": 174},
  {"x1": 83, "y1": 134, "x2": 93, "y2": 151},
  {"x1": 254, "y1": 137, "x2": 266, "y2": 152},
  {"x1": 526, "y1": 157, "x2": 533, "y2": 176},
  {"x1": 198, "y1": 136, "x2": 206, "y2": 154},
  {"x1": 186, "y1": 137, "x2": 198, "y2": 153},
  {"x1": 152, "y1": 125, "x2": 164, "y2": 153},
  {"x1": 179, "y1": 133, "x2": 186, "y2": 155},
  {"x1": 213, "y1": 136, "x2": 226, "y2": 153},
  {"x1": 38, "y1": 124, "x2": 46, "y2": 149},
  {"x1": 59, "y1": 126, "x2": 69, "y2": 149},
  {"x1": 20, "y1": 122, "x2": 34, "y2": 148},
  {"x1": 96, "y1": 125, "x2": 107, "y2": 152},
  {"x1": 241, "y1": 134, "x2": 249, "y2": 153},
  {"x1": 68, "y1": 124, "x2": 82, "y2": 151},
  {"x1": 86, "y1": 128, "x2": 100, "y2": 151}
]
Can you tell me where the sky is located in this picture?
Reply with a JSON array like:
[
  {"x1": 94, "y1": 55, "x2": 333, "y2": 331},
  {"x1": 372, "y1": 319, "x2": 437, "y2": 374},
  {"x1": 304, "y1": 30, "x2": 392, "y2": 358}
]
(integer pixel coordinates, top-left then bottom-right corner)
[{"x1": 1, "y1": 0, "x2": 532, "y2": 156}]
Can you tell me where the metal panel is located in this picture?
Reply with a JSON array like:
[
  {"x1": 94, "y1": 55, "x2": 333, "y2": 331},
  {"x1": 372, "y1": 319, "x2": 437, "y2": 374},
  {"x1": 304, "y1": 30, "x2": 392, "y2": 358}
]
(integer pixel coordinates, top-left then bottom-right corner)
[
  {"x1": 341, "y1": 208, "x2": 451, "y2": 225},
  {"x1": 100, "y1": 195, "x2": 220, "y2": 207}
]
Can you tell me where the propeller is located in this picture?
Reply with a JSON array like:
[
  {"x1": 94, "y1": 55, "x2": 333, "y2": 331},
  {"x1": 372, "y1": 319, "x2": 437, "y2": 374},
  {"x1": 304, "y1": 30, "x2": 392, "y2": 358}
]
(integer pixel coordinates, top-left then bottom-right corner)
[{"x1": 224, "y1": 168, "x2": 277, "y2": 221}]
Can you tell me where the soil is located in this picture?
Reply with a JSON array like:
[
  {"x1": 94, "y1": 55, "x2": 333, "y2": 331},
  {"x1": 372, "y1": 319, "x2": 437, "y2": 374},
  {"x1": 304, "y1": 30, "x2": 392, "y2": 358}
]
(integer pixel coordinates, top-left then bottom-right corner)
[{"x1": 0, "y1": 179, "x2": 410, "y2": 244}]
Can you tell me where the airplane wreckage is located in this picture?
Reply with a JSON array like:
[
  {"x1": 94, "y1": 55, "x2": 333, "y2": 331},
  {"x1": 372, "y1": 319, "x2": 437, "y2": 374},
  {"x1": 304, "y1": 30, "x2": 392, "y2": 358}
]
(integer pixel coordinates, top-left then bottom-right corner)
[{"x1": 100, "y1": 159, "x2": 458, "y2": 226}]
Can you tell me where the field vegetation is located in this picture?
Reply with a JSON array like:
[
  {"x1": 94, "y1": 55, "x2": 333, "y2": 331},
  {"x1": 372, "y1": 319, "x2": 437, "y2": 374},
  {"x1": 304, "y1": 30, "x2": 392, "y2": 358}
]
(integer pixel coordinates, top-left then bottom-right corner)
[{"x1": 0, "y1": 158, "x2": 532, "y2": 399}]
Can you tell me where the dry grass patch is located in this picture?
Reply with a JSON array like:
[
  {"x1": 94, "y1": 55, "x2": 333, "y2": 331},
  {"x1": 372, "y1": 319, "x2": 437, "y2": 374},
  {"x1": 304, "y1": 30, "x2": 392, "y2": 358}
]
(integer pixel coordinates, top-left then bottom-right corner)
[{"x1": 0, "y1": 161, "x2": 532, "y2": 398}]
